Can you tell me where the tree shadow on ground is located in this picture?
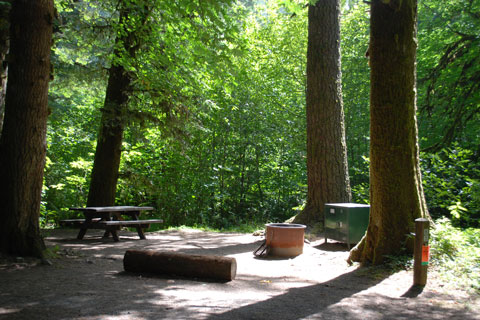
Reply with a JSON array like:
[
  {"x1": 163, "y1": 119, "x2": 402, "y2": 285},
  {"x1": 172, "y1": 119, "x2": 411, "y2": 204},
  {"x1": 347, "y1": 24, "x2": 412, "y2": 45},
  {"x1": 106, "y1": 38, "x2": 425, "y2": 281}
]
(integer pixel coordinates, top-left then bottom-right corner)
[
  {"x1": 207, "y1": 267, "x2": 476, "y2": 320},
  {"x1": 1, "y1": 229, "x2": 476, "y2": 320},
  {"x1": 314, "y1": 241, "x2": 351, "y2": 252},
  {"x1": 206, "y1": 268, "x2": 382, "y2": 320},
  {"x1": 401, "y1": 285, "x2": 425, "y2": 298},
  {"x1": 47, "y1": 229, "x2": 265, "y2": 257}
]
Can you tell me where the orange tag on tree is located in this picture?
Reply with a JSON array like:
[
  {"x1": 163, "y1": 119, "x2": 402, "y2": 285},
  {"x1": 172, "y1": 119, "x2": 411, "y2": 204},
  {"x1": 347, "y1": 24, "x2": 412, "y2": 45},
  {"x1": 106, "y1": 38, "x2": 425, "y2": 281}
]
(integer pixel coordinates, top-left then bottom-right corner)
[{"x1": 421, "y1": 245, "x2": 430, "y2": 265}]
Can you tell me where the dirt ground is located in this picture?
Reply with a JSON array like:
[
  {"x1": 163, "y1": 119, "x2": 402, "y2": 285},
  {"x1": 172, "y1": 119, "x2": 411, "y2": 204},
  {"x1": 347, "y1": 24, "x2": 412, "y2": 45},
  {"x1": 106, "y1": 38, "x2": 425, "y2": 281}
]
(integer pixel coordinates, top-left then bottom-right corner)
[{"x1": 0, "y1": 228, "x2": 479, "y2": 320}]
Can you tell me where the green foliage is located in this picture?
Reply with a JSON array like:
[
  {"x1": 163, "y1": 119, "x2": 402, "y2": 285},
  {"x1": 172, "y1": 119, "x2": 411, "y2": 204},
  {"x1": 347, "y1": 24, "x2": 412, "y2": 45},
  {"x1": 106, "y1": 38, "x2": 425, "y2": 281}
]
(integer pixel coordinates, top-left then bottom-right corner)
[
  {"x1": 44, "y1": 83, "x2": 101, "y2": 223},
  {"x1": 347, "y1": 144, "x2": 480, "y2": 228},
  {"x1": 448, "y1": 202, "x2": 468, "y2": 220},
  {"x1": 43, "y1": 0, "x2": 479, "y2": 234},
  {"x1": 341, "y1": 2, "x2": 370, "y2": 175},
  {"x1": 382, "y1": 253, "x2": 413, "y2": 273},
  {"x1": 350, "y1": 155, "x2": 370, "y2": 204},
  {"x1": 421, "y1": 145, "x2": 480, "y2": 227},
  {"x1": 430, "y1": 218, "x2": 480, "y2": 292},
  {"x1": 43, "y1": 245, "x2": 61, "y2": 260},
  {"x1": 417, "y1": 0, "x2": 480, "y2": 151},
  {"x1": 115, "y1": 2, "x2": 308, "y2": 228},
  {"x1": 339, "y1": 2, "x2": 372, "y2": 204},
  {"x1": 360, "y1": 218, "x2": 480, "y2": 292},
  {"x1": 46, "y1": 1, "x2": 308, "y2": 229}
]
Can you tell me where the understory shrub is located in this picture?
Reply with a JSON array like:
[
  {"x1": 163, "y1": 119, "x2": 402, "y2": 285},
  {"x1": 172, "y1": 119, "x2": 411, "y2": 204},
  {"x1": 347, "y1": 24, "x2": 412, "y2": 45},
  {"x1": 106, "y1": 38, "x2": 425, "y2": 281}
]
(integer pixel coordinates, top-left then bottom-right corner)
[{"x1": 430, "y1": 218, "x2": 480, "y2": 293}]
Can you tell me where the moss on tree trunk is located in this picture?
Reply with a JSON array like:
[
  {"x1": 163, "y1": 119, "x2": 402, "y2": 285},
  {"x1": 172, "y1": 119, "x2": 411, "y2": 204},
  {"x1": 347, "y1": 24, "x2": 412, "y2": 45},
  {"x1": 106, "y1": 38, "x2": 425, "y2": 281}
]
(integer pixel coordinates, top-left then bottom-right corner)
[{"x1": 348, "y1": 0, "x2": 429, "y2": 265}]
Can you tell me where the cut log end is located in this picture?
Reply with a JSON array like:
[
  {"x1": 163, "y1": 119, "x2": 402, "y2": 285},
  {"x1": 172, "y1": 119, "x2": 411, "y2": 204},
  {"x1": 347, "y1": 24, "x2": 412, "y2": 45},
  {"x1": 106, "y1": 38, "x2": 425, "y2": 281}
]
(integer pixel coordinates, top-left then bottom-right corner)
[{"x1": 123, "y1": 250, "x2": 237, "y2": 282}]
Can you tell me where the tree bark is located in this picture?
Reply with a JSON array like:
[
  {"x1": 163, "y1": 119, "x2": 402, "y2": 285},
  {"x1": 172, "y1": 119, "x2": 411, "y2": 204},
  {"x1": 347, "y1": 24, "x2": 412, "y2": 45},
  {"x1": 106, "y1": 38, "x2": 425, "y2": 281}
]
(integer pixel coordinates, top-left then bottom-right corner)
[
  {"x1": 87, "y1": 1, "x2": 146, "y2": 206},
  {"x1": 348, "y1": 0, "x2": 429, "y2": 265},
  {"x1": 0, "y1": 1, "x2": 10, "y2": 136},
  {"x1": 294, "y1": 0, "x2": 351, "y2": 225},
  {"x1": 0, "y1": 0, "x2": 54, "y2": 257},
  {"x1": 87, "y1": 63, "x2": 131, "y2": 206}
]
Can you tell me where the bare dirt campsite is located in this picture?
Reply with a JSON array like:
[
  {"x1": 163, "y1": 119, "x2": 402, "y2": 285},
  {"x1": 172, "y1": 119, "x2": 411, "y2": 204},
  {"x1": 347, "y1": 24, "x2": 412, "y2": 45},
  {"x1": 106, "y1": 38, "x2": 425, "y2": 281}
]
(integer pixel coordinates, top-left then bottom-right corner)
[{"x1": 0, "y1": 228, "x2": 478, "y2": 320}]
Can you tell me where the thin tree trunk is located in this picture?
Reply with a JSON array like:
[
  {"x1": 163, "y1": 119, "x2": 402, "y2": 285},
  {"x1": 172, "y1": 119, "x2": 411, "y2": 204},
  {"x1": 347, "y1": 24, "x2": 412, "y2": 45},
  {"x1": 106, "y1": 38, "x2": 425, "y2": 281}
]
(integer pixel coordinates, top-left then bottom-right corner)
[
  {"x1": 0, "y1": 0, "x2": 54, "y2": 257},
  {"x1": 294, "y1": 0, "x2": 351, "y2": 226},
  {"x1": 255, "y1": 146, "x2": 264, "y2": 203},
  {"x1": 349, "y1": 0, "x2": 429, "y2": 265}
]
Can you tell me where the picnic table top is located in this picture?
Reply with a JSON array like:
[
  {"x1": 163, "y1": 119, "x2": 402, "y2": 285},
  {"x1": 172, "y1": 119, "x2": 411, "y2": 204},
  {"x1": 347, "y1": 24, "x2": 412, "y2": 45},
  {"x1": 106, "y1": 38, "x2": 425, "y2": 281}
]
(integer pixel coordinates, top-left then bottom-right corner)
[{"x1": 70, "y1": 206, "x2": 155, "y2": 213}]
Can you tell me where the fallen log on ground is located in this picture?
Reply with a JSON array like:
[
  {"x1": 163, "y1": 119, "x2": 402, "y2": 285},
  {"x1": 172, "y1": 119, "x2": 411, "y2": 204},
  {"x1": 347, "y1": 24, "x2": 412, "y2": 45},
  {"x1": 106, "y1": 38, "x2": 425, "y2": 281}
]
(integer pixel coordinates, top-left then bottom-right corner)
[{"x1": 123, "y1": 250, "x2": 237, "y2": 281}]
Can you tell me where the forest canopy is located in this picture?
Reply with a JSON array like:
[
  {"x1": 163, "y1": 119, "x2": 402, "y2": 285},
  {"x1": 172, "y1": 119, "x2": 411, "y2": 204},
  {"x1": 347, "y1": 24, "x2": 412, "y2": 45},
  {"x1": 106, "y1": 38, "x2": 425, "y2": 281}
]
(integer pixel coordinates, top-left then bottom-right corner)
[{"x1": 42, "y1": 0, "x2": 479, "y2": 230}]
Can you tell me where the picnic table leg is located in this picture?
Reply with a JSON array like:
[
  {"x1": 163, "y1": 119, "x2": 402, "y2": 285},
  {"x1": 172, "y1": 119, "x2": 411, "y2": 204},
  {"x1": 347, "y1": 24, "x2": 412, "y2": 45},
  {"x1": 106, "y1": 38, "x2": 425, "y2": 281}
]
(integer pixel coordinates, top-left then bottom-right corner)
[
  {"x1": 77, "y1": 216, "x2": 93, "y2": 239},
  {"x1": 136, "y1": 227, "x2": 146, "y2": 240},
  {"x1": 77, "y1": 228, "x2": 87, "y2": 240},
  {"x1": 111, "y1": 230, "x2": 120, "y2": 242},
  {"x1": 130, "y1": 211, "x2": 146, "y2": 240},
  {"x1": 103, "y1": 212, "x2": 118, "y2": 239},
  {"x1": 102, "y1": 224, "x2": 120, "y2": 241}
]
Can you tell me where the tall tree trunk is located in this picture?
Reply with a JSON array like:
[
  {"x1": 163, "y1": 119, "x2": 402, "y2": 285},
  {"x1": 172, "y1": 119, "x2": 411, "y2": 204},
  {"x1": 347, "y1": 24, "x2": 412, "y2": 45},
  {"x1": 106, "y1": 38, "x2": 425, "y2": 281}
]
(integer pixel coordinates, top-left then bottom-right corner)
[
  {"x1": 294, "y1": 0, "x2": 351, "y2": 226},
  {"x1": 0, "y1": 1, "x2": 10, "y2": 136},
  {"x1": 0, "y1": 0, "x2": 54, "y2": 257},
  {"x1": 87, "y1": 1, "x2": 146, "y2": 206},
  {"x1": 349, "y1": 0, "x2": 429, "y2": 265},
  {"x1": 87, "y1": 63, "x2": 131, "y2": 206}
]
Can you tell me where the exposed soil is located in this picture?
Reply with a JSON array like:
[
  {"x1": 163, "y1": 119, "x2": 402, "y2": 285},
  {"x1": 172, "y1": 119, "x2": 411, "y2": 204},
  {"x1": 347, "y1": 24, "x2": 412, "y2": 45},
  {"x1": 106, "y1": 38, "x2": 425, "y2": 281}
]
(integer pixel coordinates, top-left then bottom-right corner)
[{"x1": 0, "y1": 228, "x2": 478, "y2": 320}]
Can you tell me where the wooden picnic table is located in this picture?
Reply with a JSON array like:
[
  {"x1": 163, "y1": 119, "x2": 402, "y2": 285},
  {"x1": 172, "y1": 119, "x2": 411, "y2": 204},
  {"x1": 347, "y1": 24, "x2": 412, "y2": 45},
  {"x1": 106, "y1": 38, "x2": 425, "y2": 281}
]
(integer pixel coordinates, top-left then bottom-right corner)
[{"x1": 64, "y1": 206, "x2": 163, "y2": 241}]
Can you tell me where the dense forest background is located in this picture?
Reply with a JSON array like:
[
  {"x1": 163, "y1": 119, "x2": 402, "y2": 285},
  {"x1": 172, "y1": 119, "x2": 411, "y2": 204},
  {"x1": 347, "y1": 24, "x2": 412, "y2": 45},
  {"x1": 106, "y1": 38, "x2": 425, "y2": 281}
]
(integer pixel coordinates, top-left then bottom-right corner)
[{"x1": 43, "y1": 0, "x2": 479, "y2": 229}]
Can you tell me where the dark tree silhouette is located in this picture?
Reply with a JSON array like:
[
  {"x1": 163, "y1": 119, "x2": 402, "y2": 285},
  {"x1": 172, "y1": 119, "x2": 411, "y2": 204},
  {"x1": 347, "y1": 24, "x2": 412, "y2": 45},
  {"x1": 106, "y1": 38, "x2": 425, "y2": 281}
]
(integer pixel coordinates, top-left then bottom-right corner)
[{"x1": 0, "y1": 0, "x2": 54, "y2": 257}]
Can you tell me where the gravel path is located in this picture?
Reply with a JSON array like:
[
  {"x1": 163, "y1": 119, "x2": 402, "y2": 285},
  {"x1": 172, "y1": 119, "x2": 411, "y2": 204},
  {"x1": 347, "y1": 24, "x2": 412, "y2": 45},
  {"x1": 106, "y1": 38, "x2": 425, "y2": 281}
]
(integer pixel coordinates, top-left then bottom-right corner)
[{"x1": 0, "y1": 228, "x2": 478, "y2": 319}]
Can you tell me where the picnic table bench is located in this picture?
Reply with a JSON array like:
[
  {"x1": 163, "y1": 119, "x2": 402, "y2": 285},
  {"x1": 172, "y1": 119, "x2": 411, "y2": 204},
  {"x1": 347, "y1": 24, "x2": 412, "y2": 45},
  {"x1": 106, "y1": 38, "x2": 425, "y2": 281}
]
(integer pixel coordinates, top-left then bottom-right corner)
[{"x1": 61, "y1": 206, "x2": 163, "y2": 241}]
